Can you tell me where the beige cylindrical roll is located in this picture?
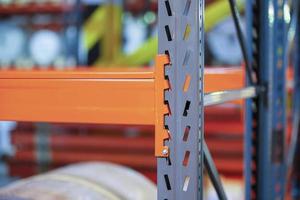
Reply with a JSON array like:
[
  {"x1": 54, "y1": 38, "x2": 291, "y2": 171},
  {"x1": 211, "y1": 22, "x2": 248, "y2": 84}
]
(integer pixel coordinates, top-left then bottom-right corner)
[{"x1": 0, "y1": 162, "x2": 157, "y2": 200}]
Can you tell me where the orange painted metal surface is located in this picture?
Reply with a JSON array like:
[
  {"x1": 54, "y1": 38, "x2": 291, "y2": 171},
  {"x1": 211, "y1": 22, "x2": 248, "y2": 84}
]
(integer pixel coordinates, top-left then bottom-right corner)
[
  {"x1": 0, "y1": 68, "x2": 155, "y2": 79},
  {"x1": 204, "y1": 67, "x2": 244, "y2": 92},
  {"x1": 154, "y1": 55, "x2": 170, "y2": 157},
  {"x1": 0, "y1": 74, "x2": 155, "y2": 125},
  {"x1": 0, "y1": 67, "x2": 244, "y2": 125}
]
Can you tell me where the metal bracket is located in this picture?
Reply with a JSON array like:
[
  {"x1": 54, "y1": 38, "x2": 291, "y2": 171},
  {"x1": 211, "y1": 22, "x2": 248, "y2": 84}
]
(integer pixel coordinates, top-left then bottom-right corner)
[{"x1": 155, "y1": 54, "x2": 170, "y2": 157}]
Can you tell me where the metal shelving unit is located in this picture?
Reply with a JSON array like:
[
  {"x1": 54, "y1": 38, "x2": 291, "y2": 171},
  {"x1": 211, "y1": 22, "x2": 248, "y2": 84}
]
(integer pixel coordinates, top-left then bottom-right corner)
[
  {"x1": 244, "y1": 0, "x2": 288, "y2": 199},
  {"x1": 0, "y1": 0, "x2": 299, "y2": 199}
]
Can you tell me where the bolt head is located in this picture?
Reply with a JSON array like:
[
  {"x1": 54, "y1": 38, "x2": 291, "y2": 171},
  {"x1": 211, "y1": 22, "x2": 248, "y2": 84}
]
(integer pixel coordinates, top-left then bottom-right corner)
[{"x1": 162, "y1": 149, "x2": 168, "y2": 155}]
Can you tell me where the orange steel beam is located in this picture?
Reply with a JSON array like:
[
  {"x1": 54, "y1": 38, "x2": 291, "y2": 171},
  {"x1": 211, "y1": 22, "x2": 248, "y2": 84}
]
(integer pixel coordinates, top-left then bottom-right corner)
[
  {"x1": 155, "y1": 55, "x2": 170, "y2": 157},
  {"x1": 0, "y1": 68, "x2": 244, "y2": 125}
]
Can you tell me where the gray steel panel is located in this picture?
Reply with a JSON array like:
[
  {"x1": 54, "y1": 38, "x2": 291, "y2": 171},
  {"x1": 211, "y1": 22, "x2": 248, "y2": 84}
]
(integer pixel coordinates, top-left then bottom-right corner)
[{"x1": 157, "y1": 0, "x2": 204, "y2": 199}]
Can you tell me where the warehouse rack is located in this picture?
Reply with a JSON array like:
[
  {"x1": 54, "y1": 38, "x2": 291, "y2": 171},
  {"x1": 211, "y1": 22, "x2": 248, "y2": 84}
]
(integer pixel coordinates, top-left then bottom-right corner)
[{"x1": 0, "y1": 0, "x2": 299, "y2": 200}]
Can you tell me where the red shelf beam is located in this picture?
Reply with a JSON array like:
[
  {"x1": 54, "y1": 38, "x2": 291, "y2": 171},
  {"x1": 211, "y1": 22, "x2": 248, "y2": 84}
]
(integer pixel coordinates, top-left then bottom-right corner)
[{"x1": 0, "y1": 3, "x2": 73, "y2": 15}]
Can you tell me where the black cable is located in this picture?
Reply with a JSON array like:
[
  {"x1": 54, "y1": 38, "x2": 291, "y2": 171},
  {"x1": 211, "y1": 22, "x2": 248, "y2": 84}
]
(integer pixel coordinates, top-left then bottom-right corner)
[
  {"x1": 204, "y1": 142, "x2": 228, "y2": 200},
  {"x1": 228, "y1": 0, "x2": 256, "y2": 85}
]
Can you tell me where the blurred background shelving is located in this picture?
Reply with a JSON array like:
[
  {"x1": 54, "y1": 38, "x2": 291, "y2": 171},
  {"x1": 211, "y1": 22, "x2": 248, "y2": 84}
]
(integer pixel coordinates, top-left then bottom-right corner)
[
  {"x1": 0, "y1": 3, "x2": 73, "y2": 15},
  {"x1": 0, "y1": 0, "x2": 246, "y2": 69},
  {"x1": 0, "y1": 0, "x2": 81, "y2": 69}
]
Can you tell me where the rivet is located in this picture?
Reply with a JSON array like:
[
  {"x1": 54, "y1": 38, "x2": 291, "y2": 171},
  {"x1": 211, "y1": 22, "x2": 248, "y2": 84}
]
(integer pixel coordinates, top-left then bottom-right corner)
[{"x1": 162, "y1": 149, "x2": 168, "y2": 155}]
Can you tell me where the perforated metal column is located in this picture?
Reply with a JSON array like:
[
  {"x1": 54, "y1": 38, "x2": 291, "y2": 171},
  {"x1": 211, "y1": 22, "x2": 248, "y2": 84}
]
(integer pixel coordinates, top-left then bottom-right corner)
[
  {"x1": 157, "y1": 0, "x2": 204, "y2": 199},
  {"x1": 245, "y1": 0, "x2": 288, "y2": 199},
  {"x1": 269, "y1": 1, "x2": 288, "y2": 198}
]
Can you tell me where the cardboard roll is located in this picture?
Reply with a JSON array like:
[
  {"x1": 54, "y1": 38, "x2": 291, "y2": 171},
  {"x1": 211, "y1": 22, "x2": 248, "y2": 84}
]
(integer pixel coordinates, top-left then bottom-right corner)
[
  {"x1": 0, "y1": 162, "x2": 156, "y2": 200},
  {"x1": 7, "y1": 161, "x2": 157, "y2": 183}
]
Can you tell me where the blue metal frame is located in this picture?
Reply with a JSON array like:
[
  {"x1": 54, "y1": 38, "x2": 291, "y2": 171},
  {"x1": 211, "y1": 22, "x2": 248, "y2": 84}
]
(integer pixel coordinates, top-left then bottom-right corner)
[
  {"x1": 291, "y1": 7, "x2": 300, "y2": 198},
  {"x1": 244, "y1": 0, "x2": 254, "y2": 198},
  {"x1": 245, "y1": 0, "x2": 288, "y2": 199},
  {"x1": 0, "y1": 122, "x2": 16, "y2": 186},
  {"x1": 270, "y1": 1, "x2": 288, "y2": 198}
]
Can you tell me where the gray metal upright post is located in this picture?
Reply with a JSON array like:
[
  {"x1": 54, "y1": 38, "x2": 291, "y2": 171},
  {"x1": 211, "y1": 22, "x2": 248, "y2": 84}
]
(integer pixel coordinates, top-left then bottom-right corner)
[{"x1": 157, "y1": 0, "x2": 204, "y2": 199}]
